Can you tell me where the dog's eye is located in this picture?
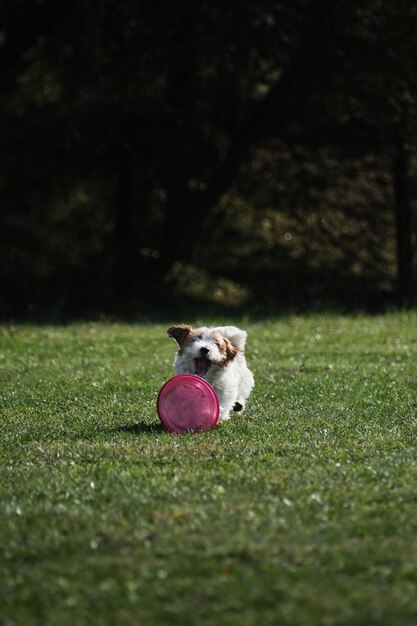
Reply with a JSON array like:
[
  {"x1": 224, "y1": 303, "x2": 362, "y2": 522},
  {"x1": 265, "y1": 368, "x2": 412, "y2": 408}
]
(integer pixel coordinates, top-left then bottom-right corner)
[{"x1": 196, "y1": 334, "x2": 203, "y2": 340}]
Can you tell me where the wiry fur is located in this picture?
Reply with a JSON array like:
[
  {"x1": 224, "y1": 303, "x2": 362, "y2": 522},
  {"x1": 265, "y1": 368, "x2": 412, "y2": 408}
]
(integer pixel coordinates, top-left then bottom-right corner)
[{"x1": 167, "y1": 324, "x2": 254, "y2": 420}]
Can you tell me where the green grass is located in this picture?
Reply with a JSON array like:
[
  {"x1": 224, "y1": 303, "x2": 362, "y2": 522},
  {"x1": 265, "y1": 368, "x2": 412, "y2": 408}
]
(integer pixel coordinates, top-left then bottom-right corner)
[{"x1": 1, "y1": 312, "x2": 417, "y2": 626}]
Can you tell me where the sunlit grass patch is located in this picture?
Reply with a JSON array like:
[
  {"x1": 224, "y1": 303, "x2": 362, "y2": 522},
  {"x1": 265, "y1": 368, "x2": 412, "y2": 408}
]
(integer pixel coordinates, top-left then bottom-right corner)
[{"x1": 1, "y1": 312, "x2": 417, "y2": 625}]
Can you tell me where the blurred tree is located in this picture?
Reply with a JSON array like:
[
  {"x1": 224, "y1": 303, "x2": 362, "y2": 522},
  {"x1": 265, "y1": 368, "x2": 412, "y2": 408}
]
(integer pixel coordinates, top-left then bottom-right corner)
[{"x1": 0, "y1": 0, "x2": 416, "y2": 315}]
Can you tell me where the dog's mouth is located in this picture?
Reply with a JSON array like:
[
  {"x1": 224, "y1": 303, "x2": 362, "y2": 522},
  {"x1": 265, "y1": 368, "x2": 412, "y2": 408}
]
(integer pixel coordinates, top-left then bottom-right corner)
[{"x1": 194, "y1": 358, "x2": 211, "y2": 378}]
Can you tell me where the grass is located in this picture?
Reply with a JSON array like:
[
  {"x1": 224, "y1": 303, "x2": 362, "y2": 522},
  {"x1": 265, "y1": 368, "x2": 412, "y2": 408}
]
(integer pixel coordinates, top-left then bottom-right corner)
[{"x1": 1, "y1": 311, "x2": 417, "y2": 626}]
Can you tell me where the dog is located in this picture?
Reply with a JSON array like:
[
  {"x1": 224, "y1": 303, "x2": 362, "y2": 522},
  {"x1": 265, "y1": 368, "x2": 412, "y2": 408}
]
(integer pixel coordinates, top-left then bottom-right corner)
[{"x1": 167, "y1": 324, "x2": 254, "y2": 420}]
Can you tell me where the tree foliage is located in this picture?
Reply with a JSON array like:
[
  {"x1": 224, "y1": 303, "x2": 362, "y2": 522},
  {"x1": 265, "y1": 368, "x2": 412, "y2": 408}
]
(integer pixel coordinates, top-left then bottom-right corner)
[{"x1": 1, "y1": 0, "x2": 416, "y2": 316}]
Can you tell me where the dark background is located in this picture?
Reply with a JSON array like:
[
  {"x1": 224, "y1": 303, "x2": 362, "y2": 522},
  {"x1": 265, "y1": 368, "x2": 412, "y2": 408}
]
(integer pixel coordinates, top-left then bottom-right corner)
[{"x1": 1, "y1": 0, "x2": 416, "y2": 319}]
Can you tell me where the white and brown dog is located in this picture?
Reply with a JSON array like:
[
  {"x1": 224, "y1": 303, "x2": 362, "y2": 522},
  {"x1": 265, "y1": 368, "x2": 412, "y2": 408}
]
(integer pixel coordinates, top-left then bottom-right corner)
[{"x1": 167, "y1": 325, "x2": 254, "y2": 420}]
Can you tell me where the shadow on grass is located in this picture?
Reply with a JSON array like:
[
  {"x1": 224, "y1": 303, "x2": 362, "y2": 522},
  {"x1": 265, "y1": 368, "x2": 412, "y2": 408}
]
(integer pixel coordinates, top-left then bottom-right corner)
[{"x1": 113, "y1": 421, "x2": 164, "y2": 435}]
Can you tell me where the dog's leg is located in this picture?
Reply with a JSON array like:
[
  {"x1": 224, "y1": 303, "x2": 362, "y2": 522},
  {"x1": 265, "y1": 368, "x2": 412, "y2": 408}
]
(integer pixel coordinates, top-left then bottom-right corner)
[
  {"x1": 235, "y1": 367, "x2": 255, "y2": 413},
  {"x1": 214, "y1": 381, "x2": 238, "y2": 421}
]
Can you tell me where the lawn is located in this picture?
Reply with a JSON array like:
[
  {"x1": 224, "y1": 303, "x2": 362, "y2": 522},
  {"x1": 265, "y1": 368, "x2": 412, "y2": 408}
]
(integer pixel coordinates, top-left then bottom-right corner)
[{"x1": 1, "y1": 312, "x2": 417, "y2": 626}]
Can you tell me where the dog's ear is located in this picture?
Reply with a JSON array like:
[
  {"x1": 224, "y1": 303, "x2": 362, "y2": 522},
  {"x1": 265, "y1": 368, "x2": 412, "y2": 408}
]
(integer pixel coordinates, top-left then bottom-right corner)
[
  {"x1": 167, "y1": 324, "x2": 193, "y2": 347},
  {"x1": 224, "y1": 338, "x2": 239, "y2": 362},
  {"x1": 216, "y1": 326, "x2": 247, "y2": 350}
]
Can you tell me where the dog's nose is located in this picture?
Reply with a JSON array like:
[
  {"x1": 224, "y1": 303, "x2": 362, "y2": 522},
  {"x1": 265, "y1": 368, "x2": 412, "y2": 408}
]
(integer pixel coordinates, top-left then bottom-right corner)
[{"x1": 200, "y1": 347, "x2": 209, "y2": 357}]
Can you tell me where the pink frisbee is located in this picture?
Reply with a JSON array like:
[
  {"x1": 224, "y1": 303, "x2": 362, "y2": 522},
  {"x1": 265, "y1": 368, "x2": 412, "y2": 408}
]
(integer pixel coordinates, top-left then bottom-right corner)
[{"x1": 157, "y1": 374, "x2": 220, "y2": 434}]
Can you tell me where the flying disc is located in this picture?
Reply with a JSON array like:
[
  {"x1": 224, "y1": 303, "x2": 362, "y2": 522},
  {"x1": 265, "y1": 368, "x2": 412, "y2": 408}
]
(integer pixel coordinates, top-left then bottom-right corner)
[{"x1": 157, "y1": 374, "x2": 220, "y2": 434}]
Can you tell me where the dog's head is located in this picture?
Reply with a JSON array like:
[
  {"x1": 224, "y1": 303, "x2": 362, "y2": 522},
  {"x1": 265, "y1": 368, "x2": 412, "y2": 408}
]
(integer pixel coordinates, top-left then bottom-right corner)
[{"x1": 167, "y1": 324, "x2": 246, "y2": 378}]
